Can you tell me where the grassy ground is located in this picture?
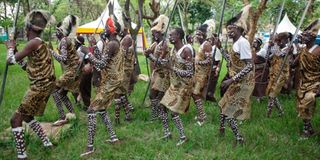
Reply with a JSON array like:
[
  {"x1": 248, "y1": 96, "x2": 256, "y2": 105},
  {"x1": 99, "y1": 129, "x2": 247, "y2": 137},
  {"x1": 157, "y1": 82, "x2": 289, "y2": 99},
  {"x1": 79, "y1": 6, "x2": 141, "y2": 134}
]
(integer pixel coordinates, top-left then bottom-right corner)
[{"x1": 0, "y1": 42, "x2": 319, "y2": 160}]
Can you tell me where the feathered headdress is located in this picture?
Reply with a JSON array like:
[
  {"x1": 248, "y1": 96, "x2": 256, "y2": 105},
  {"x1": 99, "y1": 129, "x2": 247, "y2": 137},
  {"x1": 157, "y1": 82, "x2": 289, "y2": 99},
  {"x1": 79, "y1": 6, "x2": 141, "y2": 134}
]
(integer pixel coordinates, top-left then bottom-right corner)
[
  {"x1": 25, "y1": 10, "x2": 55, "y2": 32},
  {"x1": 226, "y1": 4, "x2": 251, "y2": 33},
  {"x1": 197, "y1": 19, "x2": 216, "y2": 36},
  {"x1": 304, "y1": 19, "x2": 320, "y2": 36},
  {"x1": 56, "y1": 15, "x2": 80, "y2": 38},
  {"x1": 151, "y1": 15, "x2": 169, "y2": 34}
]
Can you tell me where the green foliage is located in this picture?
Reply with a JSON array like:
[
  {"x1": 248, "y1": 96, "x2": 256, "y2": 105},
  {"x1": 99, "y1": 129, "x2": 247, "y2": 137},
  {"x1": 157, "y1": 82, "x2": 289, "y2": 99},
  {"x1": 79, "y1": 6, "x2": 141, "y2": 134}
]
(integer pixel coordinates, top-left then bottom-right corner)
[{"x1": 0, "y1": 17, "x2": 12, "y2": 29}]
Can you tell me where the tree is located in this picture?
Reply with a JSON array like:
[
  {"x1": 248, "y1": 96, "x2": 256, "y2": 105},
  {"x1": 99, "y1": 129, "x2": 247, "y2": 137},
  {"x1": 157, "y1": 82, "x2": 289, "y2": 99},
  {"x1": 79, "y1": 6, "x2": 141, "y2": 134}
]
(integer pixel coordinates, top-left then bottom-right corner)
[{"x1": 247, "y1": 0, "x2": 268, "y2": 44}]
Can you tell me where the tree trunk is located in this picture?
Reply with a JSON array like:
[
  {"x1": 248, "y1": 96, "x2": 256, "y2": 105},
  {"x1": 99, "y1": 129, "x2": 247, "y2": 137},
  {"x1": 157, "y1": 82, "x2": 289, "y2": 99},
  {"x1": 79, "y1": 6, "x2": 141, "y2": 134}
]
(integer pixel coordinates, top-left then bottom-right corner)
[
  {"x1": 124, "y1": 0, "x2": 142, "y2": 74},
  {"x1": 182, "y1": 2, "x2": 189, "y2": 35},
  {"x1": 4, "y1": 0, "x2": 9, "y2": 37},
  {"x1": 247, "y1": 0, "x2": 268, "y2": 45}
]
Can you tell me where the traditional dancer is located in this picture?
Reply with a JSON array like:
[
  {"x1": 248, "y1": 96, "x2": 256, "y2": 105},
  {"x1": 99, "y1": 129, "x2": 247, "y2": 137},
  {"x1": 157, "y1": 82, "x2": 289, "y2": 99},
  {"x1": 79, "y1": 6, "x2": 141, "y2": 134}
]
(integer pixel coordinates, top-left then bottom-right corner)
[
  {"x1": 295, "y1": 19, "x2": 320, "y2": 137},
  {"x1": 159, "y1": 27, "x2": 194, "y2": 146},
  {"x1": 265, "y1": 32, "x2": 292, "y2": 117},
  {"x1": 144, "y1": 15, "x2": 171, "y2": 121},
  {"x1": 6, "y1": 10, "x2": 56, "y2": 159},
  {"x1": 114, "y1": 28, "x2": 135, "y2": 124},
  {"x1": 81, "y1": 16, "x2": 124, "y2": 156},
  {"x1": 92, "y1": 31, "x2": 108, "y2": 88},
  {"x1": 206, "y1": 33, "x2": 222, "y2": 102},
  {"x1": 50, "y1": 15, "x2": 81, "y2": 126},
  {"x1": 75, "y1": 36, "x2": 93, "y2": 110},
  {"x1": 252, "y1": 38, "x2": 269, "y2": 102},
  {"x1": 218, "y1": 5, "x2": 254, "y2": 145},
  {"x1": 192, "y1": 20, "x2": 214, "y2": 126}
]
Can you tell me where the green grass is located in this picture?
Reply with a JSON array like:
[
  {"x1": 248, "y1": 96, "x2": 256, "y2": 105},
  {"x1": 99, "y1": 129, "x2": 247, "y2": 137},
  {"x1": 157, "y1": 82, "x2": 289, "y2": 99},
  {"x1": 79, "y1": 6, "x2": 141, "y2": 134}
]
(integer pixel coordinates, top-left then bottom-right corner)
[{"x1": 0, "y1": 42, "x2": 319, "y2": 160}]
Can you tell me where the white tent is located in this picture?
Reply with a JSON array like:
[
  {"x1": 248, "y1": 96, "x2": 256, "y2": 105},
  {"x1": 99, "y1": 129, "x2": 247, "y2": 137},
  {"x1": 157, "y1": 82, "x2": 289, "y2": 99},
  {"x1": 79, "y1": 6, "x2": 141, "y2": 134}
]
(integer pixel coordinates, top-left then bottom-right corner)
[
  {"x1": 276, "y1": 13, "x2": 302, "y2": 34},
  {"x1": 76, "y1": 0, "x2": 148, "y2": 52}
]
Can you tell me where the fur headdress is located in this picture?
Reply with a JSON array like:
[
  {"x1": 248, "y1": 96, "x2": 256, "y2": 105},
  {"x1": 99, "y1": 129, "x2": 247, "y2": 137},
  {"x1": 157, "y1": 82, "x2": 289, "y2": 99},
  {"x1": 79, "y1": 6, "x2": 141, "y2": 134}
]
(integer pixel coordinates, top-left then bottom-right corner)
[
  {"x1": 226, "y1": 4, "x2": 251, "y2": 33},
  {"x1": 56, "y1": 15, "x2": 80, "y2": 38},
  {"x1": 197, "y1": 19, "x2": 216, "y2": 36},
  {"x1": 304, "y1": 19, "x2": 320, "y2": 36},
  {"x1": 151, "y1": 15, "x2": 169, "y2": 33},
  {"x1": 25, "y1": 10, "x2": 55, "y2": 32}
]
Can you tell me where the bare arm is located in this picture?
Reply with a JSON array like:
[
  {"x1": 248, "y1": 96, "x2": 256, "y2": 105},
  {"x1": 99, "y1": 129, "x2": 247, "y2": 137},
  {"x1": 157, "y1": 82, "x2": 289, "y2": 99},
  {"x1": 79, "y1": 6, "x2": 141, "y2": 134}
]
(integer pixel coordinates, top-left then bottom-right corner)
[
  {"x1": 6, "y1": 39, "x2": 41, "y2": 64},
  {"x1": 196, "y1": 42, "x2": 212, "y2": 65},
  {"x1": 173, "y1": 47, "x2": 194, "y2": 78}
]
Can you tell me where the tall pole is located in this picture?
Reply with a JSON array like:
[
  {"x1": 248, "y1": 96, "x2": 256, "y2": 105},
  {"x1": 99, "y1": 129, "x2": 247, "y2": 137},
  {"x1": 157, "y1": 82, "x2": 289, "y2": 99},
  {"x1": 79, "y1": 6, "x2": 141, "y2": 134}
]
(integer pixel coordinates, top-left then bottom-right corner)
[
  {"x1": 204, "y1": 0, "x2": 227, "y2": 100},
  {"x1": 260, "y1": 0, "x2": 285, "y2": 82},
  {"x1": 0, "y1": 0, "x2": 21, "y2": 106}
]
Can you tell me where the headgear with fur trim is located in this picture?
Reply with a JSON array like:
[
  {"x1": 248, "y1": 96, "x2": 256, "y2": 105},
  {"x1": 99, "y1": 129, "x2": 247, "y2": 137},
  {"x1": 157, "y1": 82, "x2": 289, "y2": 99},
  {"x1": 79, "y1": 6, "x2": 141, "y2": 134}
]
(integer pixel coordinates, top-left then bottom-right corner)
[
  {"x1": 226, "y1": 4, "x2": 251, "y2": 33},
  {"x1": 303, "y1": 19, "x2": 320, "y2": 37},
  {"x1": 197, "y1": 19, "x2": 216, "y2": 36},
  {"x1": 151, "y1": 15, "x2": 169, "y2": 34},
  {"x1": 56, "y1": 15, "x2": 80, "y2": 38},
  {"x1": 275, "y1": 32, "x2": 293, "y2": 42},
  {"x1": 25, "y1": 10, "x2": 55, "y2": 32},
  {"x1": 75, "y1": 36, "x2": 85, "y2": 45}
]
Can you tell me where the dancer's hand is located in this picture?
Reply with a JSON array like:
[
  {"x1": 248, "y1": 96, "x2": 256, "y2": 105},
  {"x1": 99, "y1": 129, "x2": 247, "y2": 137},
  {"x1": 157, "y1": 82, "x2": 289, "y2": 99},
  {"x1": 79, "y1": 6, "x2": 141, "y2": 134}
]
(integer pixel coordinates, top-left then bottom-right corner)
[{"x1": 221, "y1": 79, "x2": 233, "y2": 89}]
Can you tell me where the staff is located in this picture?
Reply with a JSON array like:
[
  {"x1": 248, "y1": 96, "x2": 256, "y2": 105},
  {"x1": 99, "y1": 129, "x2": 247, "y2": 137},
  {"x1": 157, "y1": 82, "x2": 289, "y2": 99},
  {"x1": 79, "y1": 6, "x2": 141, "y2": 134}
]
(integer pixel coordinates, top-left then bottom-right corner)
[
  {"x1": 260, "y1": 0, "x2": 285, "y2": 82},
  {"x1": 204, "y1": 0, "x2": 227, "y2": 100},
  {"x1": 0, "y1": 0, "x2": 21, "y2": 106}
]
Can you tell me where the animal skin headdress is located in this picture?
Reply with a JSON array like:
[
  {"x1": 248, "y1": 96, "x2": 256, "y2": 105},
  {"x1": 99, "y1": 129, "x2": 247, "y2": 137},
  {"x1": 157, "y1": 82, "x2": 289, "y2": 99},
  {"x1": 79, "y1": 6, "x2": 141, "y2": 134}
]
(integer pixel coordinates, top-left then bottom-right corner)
[
  {"x1": 151, "y1": 15, "x2": 169, "y2": 34},
  {"x1": 25, "y1": 10, "x2": 55, "y2": 32},
  {"x1": 226, "y1": 4, "x2": 251, "y2": 33},
  {"x1": 304, "y1": 19, "x2": 320, "y2": 37},
  {"x1": 56, "y1": 15, "x2": 80, "y2": 38},
  {"x1": 197, "y1": 19, "x2": 216, "y2": 36}
]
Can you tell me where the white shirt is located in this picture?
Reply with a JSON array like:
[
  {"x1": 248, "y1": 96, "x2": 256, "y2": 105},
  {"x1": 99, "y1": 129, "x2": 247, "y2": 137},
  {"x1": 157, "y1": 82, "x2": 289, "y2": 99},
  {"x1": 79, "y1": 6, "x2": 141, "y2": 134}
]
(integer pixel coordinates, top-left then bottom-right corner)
[
  {"x1": 96, "y1": 40, "x2": 104, "y2": 53},
  {"x1": 232, "y1": 36, "x2": 252, "y2": 59},
  {"x1": 212, "y1": 45, "x2": 222, "y2": 61},
  {"x1": 256, "y1": 42, "x2": 269, "y2": 58},
  {"x1": 77, "y1": 46, "x2": 85, "y2": 61}
]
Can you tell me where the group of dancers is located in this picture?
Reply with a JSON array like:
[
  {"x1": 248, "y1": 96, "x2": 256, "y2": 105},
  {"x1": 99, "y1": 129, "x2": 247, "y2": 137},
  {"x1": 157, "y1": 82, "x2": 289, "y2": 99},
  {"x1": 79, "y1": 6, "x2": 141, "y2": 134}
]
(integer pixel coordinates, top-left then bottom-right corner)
[{"x1": 4, "y1": 3, "x2": 320, "y2": 159}]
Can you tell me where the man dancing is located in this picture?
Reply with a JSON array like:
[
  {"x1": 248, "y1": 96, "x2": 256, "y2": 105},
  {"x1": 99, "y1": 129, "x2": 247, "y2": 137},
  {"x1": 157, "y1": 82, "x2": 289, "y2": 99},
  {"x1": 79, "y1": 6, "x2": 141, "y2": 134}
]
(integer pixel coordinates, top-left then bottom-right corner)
[
  {"x1": 144, "y1": 15, "x2": 170, "y2": 121},
  {"x1": 81, "y1": 16, "x2": 124, "y2": 156},
  {"x1": 206, "y1": 33, "x2": 222, "y2": 102},
  {"x1": 159, "y1": 27, "x2": 194, "y2": 146},
  {"x1": 192, "y1": 20, "x2": 214, "y2": 126},
  {"x1": 295, "y1": 19, "x2": 320, "y2": 137},
  {"x1": 265, "y1": 32, "x2": 292, "y2": 117},
  {"x1": 252, "y1": 38, "x2": 269, "y2": 102},
  {"x1": 114, "y1": 27, "x2": 135, "y2": 124},
  {"x1": 6, "y1": 10, "x2": 56, "y2": 159},
  {"x1": 218, "y1": 5, "x2": 255, "y2": 145},
  {"x1": 75, "y1": 35, "x2": 92, "y2": 110},
  {"x1": 50, "y1": 15, "x2": 81, "y2": 126}
]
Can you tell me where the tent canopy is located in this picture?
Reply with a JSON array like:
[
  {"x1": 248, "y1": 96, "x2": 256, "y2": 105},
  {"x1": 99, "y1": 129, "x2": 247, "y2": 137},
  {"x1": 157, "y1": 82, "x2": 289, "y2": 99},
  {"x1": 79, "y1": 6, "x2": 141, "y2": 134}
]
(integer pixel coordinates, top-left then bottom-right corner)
[
  {"x1": 276, "y1": 13, "x2": 302, "y2": 34},
  {"x1": 77, "y1": 0, "x2": 139, "y2": 34}
]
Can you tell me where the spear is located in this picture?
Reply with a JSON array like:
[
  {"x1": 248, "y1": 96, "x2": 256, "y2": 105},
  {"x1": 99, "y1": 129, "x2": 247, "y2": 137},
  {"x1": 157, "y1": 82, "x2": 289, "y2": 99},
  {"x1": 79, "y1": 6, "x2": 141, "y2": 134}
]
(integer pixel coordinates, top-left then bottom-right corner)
[
  {"x1": 0, "y1": 0, "x2": 21, "y2": 106},
  {"x1": 274, "y1": 0, "x2": 312, "y2": 85},
  {"x1": 140, "y1": 0, "x2": 180, "y2": 106},
  {"x1": 204, "y1": 0, "x2": 227, "y2": 101},
  {"x1": 260, "y1": 0, "x2": 285, "y2": 82}
]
